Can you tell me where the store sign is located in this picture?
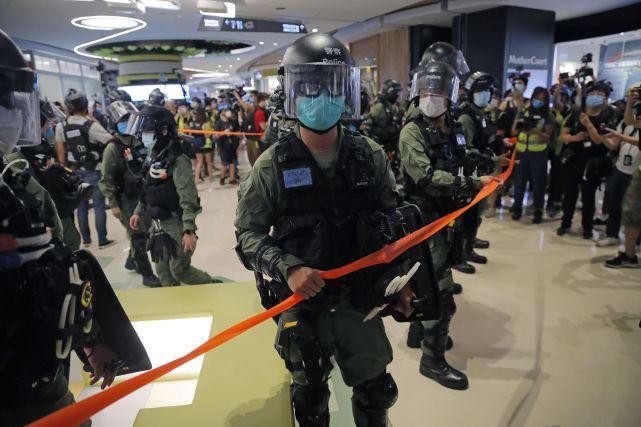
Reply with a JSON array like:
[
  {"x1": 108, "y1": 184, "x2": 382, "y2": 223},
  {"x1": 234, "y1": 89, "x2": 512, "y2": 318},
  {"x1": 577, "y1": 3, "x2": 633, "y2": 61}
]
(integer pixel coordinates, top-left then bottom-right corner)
[
  {"x1": 507, "y1": 54, "x2": 548, "y2": 67},
  {"x1": 199, "y1": 17, "x2": 307, "y2": 33}
]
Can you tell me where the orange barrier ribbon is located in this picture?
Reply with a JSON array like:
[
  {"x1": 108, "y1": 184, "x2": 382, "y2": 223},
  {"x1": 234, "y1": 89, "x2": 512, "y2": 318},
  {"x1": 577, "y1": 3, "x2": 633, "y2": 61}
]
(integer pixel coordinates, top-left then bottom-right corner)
[
  {"x1": 30, "y1": 148, "x2": 516, "y2": 427},
  {"x1": 179, "y1": 129, "x2": 265, "y2": 137}
]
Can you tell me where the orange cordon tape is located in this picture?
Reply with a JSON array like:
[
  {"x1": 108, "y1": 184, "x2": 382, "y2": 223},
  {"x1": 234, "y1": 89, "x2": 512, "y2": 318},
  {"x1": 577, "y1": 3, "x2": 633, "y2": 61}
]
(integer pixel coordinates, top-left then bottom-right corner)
[
  {"x1": 30, "y1": 147, "x2": 516, "y2": 427},
  {"x1": 180, "y1": 128, "x2": 266, "y2": 137}
]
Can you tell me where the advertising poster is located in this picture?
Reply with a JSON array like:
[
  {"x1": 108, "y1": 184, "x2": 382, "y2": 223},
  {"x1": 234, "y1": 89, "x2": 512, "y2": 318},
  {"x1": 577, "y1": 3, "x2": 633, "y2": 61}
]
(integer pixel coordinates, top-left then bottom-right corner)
[{"x1": 598, "y1": 38, "x2": 641, "y2": 100}]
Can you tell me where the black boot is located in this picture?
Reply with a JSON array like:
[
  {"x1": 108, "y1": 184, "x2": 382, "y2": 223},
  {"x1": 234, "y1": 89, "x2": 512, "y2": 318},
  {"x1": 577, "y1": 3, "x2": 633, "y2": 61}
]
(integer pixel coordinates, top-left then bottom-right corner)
[
  {"x1": 135, "y1": 251, "x2": 161, "y2": 288},
  {"x1": 408, "y1": 322, "x2": 453, "y2": 350},
  {"x1": 464, "y1": 239, "x2": 487, "y2": 264},
  {"x1": 511, "y1": 207, "x2": 522, "y2": 220},
  {"x1": 451, "y1": 282, "x2": 463, "y2": 295},
  {"x1": 532, "y1": 209, "x2": 543, "y2": 224},
  {"x1": 407, "y1": 322, "x2": 424, "y2": 349},
  {"x1": 124, "y1": 256, "x2": 136, "y2": 271},
  {"x1": 142, "y1": 275, "x2": 161, "y2": 287},
  {"x1": 452, "y1": 261, "x2": 476, "y2": 274},
  {"x1": 419, "y1": 320, "x2": 468, "y2": 390},
  {"x1": 473, "y1": 238, "x2": 490, "y2": 249}
]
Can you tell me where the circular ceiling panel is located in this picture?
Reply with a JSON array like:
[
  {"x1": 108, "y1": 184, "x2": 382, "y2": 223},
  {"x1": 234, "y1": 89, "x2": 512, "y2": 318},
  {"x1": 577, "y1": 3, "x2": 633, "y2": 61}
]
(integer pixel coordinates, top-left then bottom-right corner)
[{"x1": 86, "y1": 39, "x2": 252, "y2": 59}]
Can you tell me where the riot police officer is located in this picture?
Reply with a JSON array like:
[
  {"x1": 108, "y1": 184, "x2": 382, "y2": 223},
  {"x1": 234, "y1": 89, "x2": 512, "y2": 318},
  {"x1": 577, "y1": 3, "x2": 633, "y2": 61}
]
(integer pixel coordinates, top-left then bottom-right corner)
[
  {"x1": 364, "y1": 79, "x2": 404, "y2": 176},
  {"x1": 235, "y1": 33, "x2": 411, "y2": 426},
  {"x1": 129, "y1": 105, "x2": 219, "y2": 286},
  {"x1": 100, "y1": 100, "x2": 161, "y2": 287},
  {"x1": 457, "y1": 72, "x2": 509, "y2": 264},
  {"x1": 0, "y1": 28, "x2": 150, "y2": 426},
  {"x1": 55, "y1": 89, "x2": 115, "y2": 248},
  {"x1": 399, "y1": 60, "x2": 495, "y2": 390}
]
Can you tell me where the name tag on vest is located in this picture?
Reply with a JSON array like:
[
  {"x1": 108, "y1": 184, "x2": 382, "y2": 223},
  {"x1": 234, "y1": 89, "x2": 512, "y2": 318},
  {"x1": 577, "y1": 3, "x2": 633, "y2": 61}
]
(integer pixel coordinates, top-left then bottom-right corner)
[
  {"x1": 456, "y1": 133, "x2": 467, "y2": 146},
  {"x1": 66, "y1": 129, "x2": 81, "y2": 139},
  {"x1": 283, "y1": 167, "x2": 313, "y2": 188}
]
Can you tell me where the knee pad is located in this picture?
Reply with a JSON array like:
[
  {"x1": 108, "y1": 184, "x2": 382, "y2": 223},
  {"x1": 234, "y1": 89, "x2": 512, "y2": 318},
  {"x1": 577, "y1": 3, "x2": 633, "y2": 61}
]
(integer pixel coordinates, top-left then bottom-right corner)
[
  {"x1": 440, "y1": 291, "x2": 456, "y2": 319},
  {"x1": 353, "y1": 372, "x2": 398, "y2": 411},
  {"x1": 291, "y1": 383, "x2": 330, "y2": 426}
]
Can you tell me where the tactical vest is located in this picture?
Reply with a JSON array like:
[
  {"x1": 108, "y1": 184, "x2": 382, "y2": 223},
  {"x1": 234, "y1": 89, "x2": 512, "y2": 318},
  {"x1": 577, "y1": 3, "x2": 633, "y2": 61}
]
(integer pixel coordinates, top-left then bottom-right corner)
[
  {"x1": 403, "y1": 117, "x2": 469, "y2": 214},
  {"x1": 272, "y1": 130, "x2": 381, "y2": 271},
  {"x1": 142, "y1": 151, "x2": 181, "y2": 220},
  {"x1": 516, "y1": 107, "x2": 549, "y2": 153},
  {"x1": 62, "y1": 118, "x2": 100, "y2": 170},
  {"x1": 115, "y1": 140, "x2": 147, "y2": 201},
  {"x1": 459, "y1": 106, "x2": 496, "y2": 154}
]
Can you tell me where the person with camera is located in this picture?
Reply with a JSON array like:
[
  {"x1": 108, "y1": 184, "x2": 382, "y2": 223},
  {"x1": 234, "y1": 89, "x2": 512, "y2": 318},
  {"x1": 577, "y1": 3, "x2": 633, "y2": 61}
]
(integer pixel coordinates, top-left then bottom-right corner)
[
  {"x1": 557, "y1": 80, "x2": 618, "y2": 238},
  {"x1": 596, "y1": 90, "x2": 640, "y2": 248},
  {"x1": 547, "y1": 83, "x2": 575, "y2": 218},
  {"x1": 55, "y1": 89, "x2": 115, "y2": 248},
  {"x1": 605, "y1": 86, "x2": 641, "y2": 267},
  {"x1": 510, "y1": 87, "x2": 556, "y2": 223}
]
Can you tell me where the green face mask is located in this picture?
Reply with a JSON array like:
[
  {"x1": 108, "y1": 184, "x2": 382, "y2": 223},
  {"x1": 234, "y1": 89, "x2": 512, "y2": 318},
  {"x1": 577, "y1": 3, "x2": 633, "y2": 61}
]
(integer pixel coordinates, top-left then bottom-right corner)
[{"x1": 296, "y1": 93, "x2": 345, "y2": 132}]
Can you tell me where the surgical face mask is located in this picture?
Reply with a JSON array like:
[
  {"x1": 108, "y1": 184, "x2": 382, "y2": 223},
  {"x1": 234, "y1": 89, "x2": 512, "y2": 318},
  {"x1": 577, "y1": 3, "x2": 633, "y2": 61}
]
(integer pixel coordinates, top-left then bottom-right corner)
[
  {"x1": 418, "y1": 95, "x2": 447, "y2": 118},
  {"x1": 117, "y1": 121, "x2": 128, "y2": 135},
  {"x1": 141, "y1": 132, "x2": 155, "y2": 148},
  {"x1": 531, "y1": 99, "x2": 545, "y2": 109},
  {"x1": 586, "y1": 94, "x2": 605, "y2": 107},
  {"x1": 514, "y1": 83, "x2": 525, "y2": 93},
  {"x1": 190, "y1": 101, "x2": 199, "y2": 109},
  {"x1": 224, "y1": 111, "x2": 233, "y2": 118},
  {"x1": 489, "y1": 98, "x2": 500, "y2": 109},
  {"x1": 94, "y1": 108, "x2": 102, "y2": 114},
  {"x1": 296, "y1": 93, "x2": 345, "y2": 132},
  {"x1": 473, "y1": 91, "x2": 491, "y2": 108}
]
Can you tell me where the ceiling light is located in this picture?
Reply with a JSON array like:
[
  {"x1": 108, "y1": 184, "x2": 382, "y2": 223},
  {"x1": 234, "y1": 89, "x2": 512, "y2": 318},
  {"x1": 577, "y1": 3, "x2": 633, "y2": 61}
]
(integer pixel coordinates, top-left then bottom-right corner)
[
  {"x1": 259, "y1": 41, "x2": 264, "y2": 45},
  {"x1": 71, "y1": 15, "x2": 141, "y2": 30},
  {"x1": 312, "y1": 28, "x2": 318, "y2": 33},
  {"x1": 139, "y1": 0, "x2": 181, "y2": 10},
  {"x1": 198, "y1": 0, "x2": 236, "y2": 18},
  {"x1": 103, "y1": 0, "x2": 146, "y2": 13},
  {"x1": 273, "y1": 42, "x2": 278, "y2": 46},
  {"x1": 236, "y1": 57, "x2": 240, "y2": 60},
  {"x1": 192, "y1": 72, "x2": 229, "y2": 78},
  {"x1": 217, "y1": 64, "x2": 222, "y2": 67},
  {"x1": 230, "y1": 45, "x2": 255, "y2": 55},
  {"x1": 103, "y1": 0, "x2": 134, "y2": 4}
]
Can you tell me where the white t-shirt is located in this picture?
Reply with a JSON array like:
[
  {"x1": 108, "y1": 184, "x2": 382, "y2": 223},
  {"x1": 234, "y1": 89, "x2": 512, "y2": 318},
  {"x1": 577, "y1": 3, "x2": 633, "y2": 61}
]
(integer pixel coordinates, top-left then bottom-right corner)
[
  {"x1": 614, "y1": 121, "x2": 641, "y2": 175},
  {"x1": 55, "y1": 115, "x2": 113, "y2": 146}
]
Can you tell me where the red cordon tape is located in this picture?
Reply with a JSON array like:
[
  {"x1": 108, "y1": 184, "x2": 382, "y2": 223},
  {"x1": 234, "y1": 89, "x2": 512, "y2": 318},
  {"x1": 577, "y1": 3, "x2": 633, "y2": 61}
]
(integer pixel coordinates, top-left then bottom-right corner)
[
  {"x1": 30, "y1": 146, "x2": 516, "y2": 427},
  {"x1": 180, "y1": 129, "x2": 265, "y2": 137}
]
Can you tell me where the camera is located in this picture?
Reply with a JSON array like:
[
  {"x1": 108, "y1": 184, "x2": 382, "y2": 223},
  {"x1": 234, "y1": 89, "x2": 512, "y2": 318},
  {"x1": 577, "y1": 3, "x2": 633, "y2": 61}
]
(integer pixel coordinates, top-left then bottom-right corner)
[{"x1": 574, "y1": 53, "x2": 594, "y2": 86}]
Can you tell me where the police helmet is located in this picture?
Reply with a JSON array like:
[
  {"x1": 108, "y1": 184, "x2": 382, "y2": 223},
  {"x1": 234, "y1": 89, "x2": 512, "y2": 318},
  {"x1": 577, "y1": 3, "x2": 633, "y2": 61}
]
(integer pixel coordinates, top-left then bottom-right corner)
[
  {"x1": 108, "y1": 89, "x2": 132, "y2": 103},
  {"x1": 148, "y1": 88, "x2": 166, "y2": 106},
  {"x1": 125, "y1": 104, "x2": 177, "y2": 139},
  {"x1": 464, "y1": 71, "x2": 497, "y2": 93},
  {"x1": 106, "y1": 100, "x2": 138, "y2": 135},
  {"x1": 64, "y1": 89, "x2": 89, "y2": 114},
  {"x1": 40, "y1": 99, "x2": 66, "y2": 127},
  {"x1": 0, "y1": 28, "x2": 39, "y2": 152},
  {"x1": 419, "y1": 42, "x2": 469, "y2": 78},
  {"x1": 282, "y1": 33, "x2": 360, "y2": 132},
  {"x1": 381, "y1": 79, "x2": 402, "y2": 100},
  {"x1": 409, "y1": 60, "x2": 459, "y2": 103}
]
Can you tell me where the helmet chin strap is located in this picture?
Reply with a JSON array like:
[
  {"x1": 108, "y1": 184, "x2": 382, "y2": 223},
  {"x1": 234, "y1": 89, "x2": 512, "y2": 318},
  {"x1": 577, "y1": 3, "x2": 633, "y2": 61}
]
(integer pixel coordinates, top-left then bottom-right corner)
[{"x1": 298, "y1": 119, "x2": 340, "y2": 135}]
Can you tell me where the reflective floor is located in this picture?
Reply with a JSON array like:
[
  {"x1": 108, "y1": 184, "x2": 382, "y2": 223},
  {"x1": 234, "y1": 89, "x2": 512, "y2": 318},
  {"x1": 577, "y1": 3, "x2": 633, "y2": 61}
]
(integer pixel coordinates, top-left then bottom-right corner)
[{"x1": 93, "y1": 150, "x2": 641, "y2": 427}]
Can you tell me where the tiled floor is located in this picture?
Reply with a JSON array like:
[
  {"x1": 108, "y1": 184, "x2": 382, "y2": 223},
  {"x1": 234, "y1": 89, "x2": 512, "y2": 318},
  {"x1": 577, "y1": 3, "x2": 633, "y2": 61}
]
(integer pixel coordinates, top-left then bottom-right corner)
[{"x1": 91, "y1": 151, "x2": 641, "y2": 427}]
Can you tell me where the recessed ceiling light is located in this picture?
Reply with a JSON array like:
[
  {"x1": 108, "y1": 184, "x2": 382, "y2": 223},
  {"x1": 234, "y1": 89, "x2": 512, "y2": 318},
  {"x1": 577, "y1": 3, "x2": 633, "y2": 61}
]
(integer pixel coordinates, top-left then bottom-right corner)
[
  {"x1": 312, "y1": 28, "x2": 318, "y2": 33},
  {"x1": 217, "y1": 64, "x2": 222, "y2": 67},
  {"x1": 139, "y1": 0, "x2": 181, "y2": 10},
  {"x1": 71, "y1": 15, "x2": 140, "y2": 30},
  {"x1": 276, "y1": 6, "x2": 285, "y2": 10},
  {"x1": 236, "y1": 57, "x2": 240, "y2": 60},
  {"x1": 259, "y1": 41, "x2": 264, "y2": 45},
  {"x1": 192, "y1": 72, "x2": 229, "y2": 78},
  {"x1": 273, "y1": 42, "x2": 278, "y2": 46}
]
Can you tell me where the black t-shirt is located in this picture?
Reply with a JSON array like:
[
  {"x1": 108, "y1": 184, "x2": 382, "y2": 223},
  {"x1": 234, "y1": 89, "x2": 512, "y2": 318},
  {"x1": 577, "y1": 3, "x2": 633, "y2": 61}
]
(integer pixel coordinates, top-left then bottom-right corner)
[
  {"x1": 565, "y1": 105, "x2": 618, "y2": 158},
  {"x1": 214, "y1": 119, "x2": 240, "y2": 149}
]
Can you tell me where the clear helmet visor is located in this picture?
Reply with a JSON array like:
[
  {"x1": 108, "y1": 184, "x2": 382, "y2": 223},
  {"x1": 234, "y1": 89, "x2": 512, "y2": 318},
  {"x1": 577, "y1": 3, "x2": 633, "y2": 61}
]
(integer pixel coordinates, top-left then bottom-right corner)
[
  {"x1": 409, "y1": 70, "x2": 459, "y2": 103},
  {"x1": 0, "y1": 91, "x2": 40, "y2": 150},
  {"x1": 106, "y1": 100, "x2": 138, "y2": 125},
  {"x1": 284, "y1": 64, "x2": 360, "y2": 122},
  {"x1": 41, "y1": 101, "x2": 67, "y2": 125},
  {"x1": 123, "y1": 112, "x2": 153, "y2": 137}
]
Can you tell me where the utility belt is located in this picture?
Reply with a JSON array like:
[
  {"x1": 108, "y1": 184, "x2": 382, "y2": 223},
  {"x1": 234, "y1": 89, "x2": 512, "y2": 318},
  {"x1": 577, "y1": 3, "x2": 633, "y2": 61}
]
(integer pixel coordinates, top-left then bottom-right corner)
[{"x1": 146, "y1": 205, "x2": 182, "y2": 221}]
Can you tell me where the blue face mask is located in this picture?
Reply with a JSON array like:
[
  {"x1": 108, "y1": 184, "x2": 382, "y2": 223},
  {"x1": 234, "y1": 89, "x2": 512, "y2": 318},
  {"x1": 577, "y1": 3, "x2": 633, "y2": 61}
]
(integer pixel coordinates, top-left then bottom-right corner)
[
  {"x1": 43, "y1": 125, "x2": 54, "y2": 140},
  {"x1": 296, "y1": 93, "x2": 345, "y2": 132},
  {"x1": 586, "y1": 94, "x2": 605, "y2": 107},
  {"x1": 531, "y1": 99, "x2": 545, "y2": 109},
  {"x1": 95, "y1": 108, "x2": 102, "y2": 114},
  {"x1": 514, "y1": 83, "x2": 525, "y2": 93},
  {"x1": 117, "y1": 121, "x2": 128, "y2": 135},
  {"x1": 473, "y1": 91, "x2": 491, "y2": 108}
]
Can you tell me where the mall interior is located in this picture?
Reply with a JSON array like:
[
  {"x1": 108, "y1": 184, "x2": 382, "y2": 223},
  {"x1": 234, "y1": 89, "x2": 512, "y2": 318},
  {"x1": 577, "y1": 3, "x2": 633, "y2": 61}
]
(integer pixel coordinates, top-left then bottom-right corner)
[{"x1": 1, "y1": 1, "x2": 640, "y2": 426}]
